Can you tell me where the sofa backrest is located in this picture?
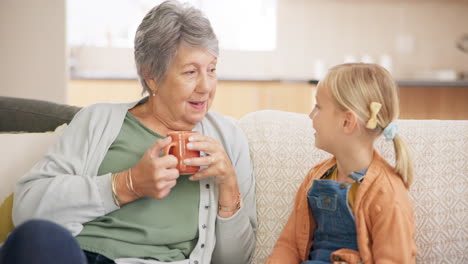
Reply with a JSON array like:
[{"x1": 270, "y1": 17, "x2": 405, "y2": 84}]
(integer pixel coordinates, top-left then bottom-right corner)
[
  {"x1": 238, "y1": 110, "x2": 468, "y2": 264},
  {"x1": 0, "y1": 96, "x2": 80, "y2": 132}
]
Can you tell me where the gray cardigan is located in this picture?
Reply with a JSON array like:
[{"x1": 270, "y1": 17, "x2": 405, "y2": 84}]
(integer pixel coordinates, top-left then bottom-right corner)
[{"x1": 12, "y1": 99, "x2": 257, "y2": 264}]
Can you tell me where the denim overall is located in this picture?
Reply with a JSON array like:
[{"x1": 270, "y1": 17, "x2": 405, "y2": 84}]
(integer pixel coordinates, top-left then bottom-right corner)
[{"x1": 302, "y1": 167, "x2": 367, "y2": 264}]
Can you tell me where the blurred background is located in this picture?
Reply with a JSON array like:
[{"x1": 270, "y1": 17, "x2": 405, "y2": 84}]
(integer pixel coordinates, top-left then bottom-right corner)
[{"x1": 1, "y1": 0, "x2": 467, "y2": 119}]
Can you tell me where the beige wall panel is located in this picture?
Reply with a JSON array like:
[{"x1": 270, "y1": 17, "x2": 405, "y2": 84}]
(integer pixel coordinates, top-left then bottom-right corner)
[{"x1": 0, "y1": 0, "x2": 67, "y2": 103}]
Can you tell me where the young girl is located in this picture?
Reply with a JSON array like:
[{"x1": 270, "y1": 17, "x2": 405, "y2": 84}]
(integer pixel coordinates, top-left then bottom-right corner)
[{"x1": 267, "y1": 63, "x2": 417, "y2": 264}]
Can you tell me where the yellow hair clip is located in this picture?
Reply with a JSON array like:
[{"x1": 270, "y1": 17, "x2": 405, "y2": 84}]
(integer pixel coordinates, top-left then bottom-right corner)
[{"x1": 366, "y1": 102, "x2": 382, "y2": 129}]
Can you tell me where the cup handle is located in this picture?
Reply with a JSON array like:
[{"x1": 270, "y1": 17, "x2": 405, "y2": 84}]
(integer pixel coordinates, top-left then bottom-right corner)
[{"x1": 162, "y1": 141, "x2": 176, "y2": 156}]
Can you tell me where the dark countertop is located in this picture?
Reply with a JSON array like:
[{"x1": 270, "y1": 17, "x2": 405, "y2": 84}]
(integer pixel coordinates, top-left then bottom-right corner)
[
  {"x1": 396, "y1": 80, "x2": 468, "y2": 87},
  {"x1": 308, "y1": 79, "x2": 468, "y2": 87},
  {"x1": 71, "y1": 72, "x2": 468, "y2": 87}
]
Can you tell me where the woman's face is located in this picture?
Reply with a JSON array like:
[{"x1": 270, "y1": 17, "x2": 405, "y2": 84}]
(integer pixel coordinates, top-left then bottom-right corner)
[{"x1": 149, "y1": 44, "x2": 217, "y2": 129}]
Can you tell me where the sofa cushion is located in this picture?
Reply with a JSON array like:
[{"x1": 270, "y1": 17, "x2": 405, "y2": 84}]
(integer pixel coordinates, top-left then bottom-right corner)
[
  {"x1": 238, "y1": 110, "x2": 468, "y2": 264},
  {"x1": 0, "y1": 124, "x2": 67, "y2": 243},
  {"x1": 0, "y1": 194, "x2": 14, "y2": 243}
]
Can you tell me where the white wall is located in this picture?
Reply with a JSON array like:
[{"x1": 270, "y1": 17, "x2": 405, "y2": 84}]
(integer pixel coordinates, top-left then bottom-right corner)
[
  {"x1": 71, "y1": 0, "x2": 468, "y2": 81},
  {"x1": 0, "y1": 0, "x2": 67, "y2": 103},
  {"x1": 2, "y1": 0, "x2": 466, "y2": 101},
  {"x1": 220, "y1": 0, "x2": 468, "y2": 80}
]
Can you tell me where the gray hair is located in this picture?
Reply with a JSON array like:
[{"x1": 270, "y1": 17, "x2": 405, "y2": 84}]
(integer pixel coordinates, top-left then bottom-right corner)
[{"x1": 134, "y1": 0, "x2": 219, "y2": 94}]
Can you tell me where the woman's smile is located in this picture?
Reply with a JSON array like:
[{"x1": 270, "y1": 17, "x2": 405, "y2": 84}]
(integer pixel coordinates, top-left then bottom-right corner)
[{"x1": 188, "y1": 100, "x2": 206, "y2": 110}]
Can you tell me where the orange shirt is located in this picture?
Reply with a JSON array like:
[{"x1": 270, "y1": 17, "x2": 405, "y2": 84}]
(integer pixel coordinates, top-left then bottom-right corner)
[{"x1": 267, "y1": 151, "x2": 417, "y2": 264}]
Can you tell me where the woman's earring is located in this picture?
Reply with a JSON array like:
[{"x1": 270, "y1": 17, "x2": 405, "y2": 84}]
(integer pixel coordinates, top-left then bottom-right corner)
[{"x1": 152, "y1": 90, "x2": 156, "y2": 96}]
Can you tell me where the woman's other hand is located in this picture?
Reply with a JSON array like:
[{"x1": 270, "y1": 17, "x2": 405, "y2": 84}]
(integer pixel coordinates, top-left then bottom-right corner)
[
  {"x1": 183, "y1": 134, "x2": 241, "y2": 217},
  {"x1": 184, "y1": 134, "x2": 236, "y2": 185}
]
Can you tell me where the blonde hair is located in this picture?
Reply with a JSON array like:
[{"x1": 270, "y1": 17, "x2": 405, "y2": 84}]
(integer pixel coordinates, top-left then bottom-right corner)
[{"x1": 320, "y1": 63, "x2": 413, "y2": 188}]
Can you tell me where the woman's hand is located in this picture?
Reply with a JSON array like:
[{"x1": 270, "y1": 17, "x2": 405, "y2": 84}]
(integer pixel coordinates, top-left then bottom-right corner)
[
  {"x1": 184, "y1": 134, "x2": 236, "y2": 185},
  {"x1": 115, "y1": 137, "x2": 179, "y2": 205},
  {"x1": 183, "y1": 134, "x2": 241, "y2": 217}
]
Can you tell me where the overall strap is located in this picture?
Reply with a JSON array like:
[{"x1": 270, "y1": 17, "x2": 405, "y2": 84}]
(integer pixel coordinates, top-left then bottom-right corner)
[{"x1": 348, "y1": 168, "x2": 368, "y2": 184}]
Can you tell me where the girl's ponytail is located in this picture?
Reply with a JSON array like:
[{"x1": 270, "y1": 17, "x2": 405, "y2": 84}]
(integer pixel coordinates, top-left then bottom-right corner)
[{"x1": 393, "y1": 135, "x2": 413, "y2": 188}]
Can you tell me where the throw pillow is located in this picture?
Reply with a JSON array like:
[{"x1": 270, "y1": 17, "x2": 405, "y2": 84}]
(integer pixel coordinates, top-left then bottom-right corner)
[{"x1": 0, "y1": 124, "x2": 67, "y2": 243}]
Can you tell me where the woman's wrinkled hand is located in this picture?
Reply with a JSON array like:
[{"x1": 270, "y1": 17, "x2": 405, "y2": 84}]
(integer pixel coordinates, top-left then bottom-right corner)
[
  {"x1": 130, "y1": 136, "x2": 180, "y2": 200},
  {"x1": 183, "y1": 134, "x2": 236, "y2": 186}
]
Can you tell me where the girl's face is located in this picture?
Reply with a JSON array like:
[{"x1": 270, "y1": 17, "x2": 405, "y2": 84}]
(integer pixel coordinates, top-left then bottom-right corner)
[{"x1": 309, "y1": 83, "x2": 344, "y2": 154}]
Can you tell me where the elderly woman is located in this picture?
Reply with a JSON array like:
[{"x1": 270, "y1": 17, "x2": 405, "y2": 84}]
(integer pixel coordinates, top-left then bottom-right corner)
[{"x1": 8, "y1": 1, "x2": 257, "y2": 263}]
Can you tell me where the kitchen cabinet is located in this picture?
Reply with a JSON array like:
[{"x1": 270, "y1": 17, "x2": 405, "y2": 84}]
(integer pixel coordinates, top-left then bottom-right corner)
[
  {"x1": 398, "y1": 85, "x2": 468, "y2": 120},
  {"x1": 69, "y1": 79, "x2": 467, "y2": 120},
  {"x1": 68, "y1": 79, "x2": 314, "y2": 119}
]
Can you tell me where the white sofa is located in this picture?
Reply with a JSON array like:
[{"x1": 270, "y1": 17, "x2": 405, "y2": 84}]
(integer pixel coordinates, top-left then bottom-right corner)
[
  {"x1": 1, "y1": 96, "x2": 467, "y2": 263},
  {"x1": 238, "y1": 110, "x2": 468, "y2": 264}
]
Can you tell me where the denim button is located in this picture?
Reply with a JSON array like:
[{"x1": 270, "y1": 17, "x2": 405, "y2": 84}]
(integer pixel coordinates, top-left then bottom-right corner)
[
  {"x1": 340, "y1": 183, "x2": 347, "y2": 189},
  {"x1": 205, "y1": 184, "x2": 210, "y2": 189},
  {"x1": 205, "y1": 205, "x2": 209, "y2": 209},
  {"x1": 324, "y1": 197, "x2": 331, "y2": 205},
  {"x1": 201, "y1": 243, "x2": 205, "y2": 248}
]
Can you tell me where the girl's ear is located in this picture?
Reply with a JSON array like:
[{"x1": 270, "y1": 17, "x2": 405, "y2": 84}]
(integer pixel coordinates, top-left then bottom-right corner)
[{"x1": 343, "y1": 110, "x2": 358, "y2": 134}]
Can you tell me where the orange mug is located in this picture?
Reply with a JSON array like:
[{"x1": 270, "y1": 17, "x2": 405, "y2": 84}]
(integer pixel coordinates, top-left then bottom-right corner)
[{"x1": 163, "y1": 131, "x2": 201, "y2": 174}]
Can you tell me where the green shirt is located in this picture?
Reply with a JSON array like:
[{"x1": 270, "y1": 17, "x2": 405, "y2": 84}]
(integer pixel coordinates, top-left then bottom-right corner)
[{"x1": 77, "y1": 112, "x2": 200, "y2": 261}]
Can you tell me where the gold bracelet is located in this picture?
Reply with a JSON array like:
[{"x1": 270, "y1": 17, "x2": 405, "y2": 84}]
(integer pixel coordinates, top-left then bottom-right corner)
[
  {"x1": 124, "y1": 169, "x2": 133, "y2": 197},
  {"x1": 218, "y1": 193, "x2": 242, "y2": 212},
  {"x1": 127, "y1": 168, "x2": 141, "y2": 198},
  {"x1": 111, "y1": 173, "x2": 121, "y2": 206}
]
